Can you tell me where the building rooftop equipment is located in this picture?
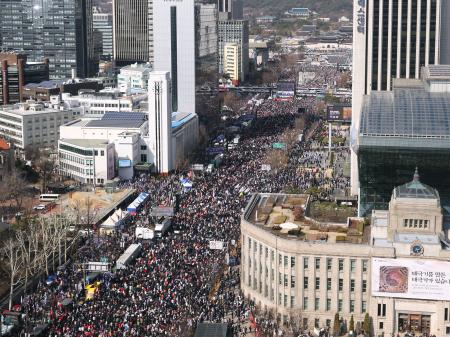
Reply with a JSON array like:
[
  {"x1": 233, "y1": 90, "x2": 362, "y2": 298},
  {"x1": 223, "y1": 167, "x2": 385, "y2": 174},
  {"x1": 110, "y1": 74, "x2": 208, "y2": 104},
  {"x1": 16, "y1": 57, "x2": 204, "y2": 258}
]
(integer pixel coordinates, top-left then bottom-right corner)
[{"x1": 60, "y1": 139, "x2": 109, "y2": 148}]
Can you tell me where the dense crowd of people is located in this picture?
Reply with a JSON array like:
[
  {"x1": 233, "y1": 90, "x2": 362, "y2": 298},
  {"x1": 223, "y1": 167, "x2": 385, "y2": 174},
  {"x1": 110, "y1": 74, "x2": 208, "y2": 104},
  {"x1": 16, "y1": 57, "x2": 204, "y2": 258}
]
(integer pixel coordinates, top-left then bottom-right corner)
[{"x1": 15, "y1": 95, "x2": 350, "y2": 337}]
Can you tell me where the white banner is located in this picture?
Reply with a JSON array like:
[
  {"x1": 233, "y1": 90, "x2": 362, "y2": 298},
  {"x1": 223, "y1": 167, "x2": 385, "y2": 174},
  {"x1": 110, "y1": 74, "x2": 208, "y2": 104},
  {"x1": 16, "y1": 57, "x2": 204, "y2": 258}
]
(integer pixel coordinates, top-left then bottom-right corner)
[
  {"x1": 372, "y1": 258, "x2": 450, "y2": 301},
  {"x1": 209, "y1": 241, "x2": 225, "y2": 250},
  {"x1": 86, "y1": 262, "x2": 110, "y2": 272}
]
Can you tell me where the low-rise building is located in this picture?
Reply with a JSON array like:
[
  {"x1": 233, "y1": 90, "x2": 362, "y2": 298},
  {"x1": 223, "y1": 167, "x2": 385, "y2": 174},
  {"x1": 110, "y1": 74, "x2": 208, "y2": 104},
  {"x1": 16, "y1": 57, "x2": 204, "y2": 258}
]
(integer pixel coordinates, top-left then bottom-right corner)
[
  {"x1": 22, "y1": 78, "x2": 103, "y2": 102},
  {"x1": 241, "y1": 172, "x2": 450, "y2": 337},
  {"x1": 117, "y1": 63, "x2": 153, "y2": 93},
  {"x1": 0, "y1": 102, "x2": 79, "y2": 150},
  {"x1": 56, "y1": 89, "x2": 148, "y2": 116},
  {"x1": 255, "y1": 16, "x2": 276, "y2": 24},
  {"x1": 286, "y1": 8, "x2": 311, "y2": 17}
]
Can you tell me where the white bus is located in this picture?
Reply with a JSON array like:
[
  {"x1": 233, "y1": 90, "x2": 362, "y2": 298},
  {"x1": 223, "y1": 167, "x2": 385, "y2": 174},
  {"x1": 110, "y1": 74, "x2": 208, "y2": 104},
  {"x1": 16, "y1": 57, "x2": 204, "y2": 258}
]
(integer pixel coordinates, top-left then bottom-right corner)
[{"x1": 39, "y1": 194, "x2": 60, "y2": 202}]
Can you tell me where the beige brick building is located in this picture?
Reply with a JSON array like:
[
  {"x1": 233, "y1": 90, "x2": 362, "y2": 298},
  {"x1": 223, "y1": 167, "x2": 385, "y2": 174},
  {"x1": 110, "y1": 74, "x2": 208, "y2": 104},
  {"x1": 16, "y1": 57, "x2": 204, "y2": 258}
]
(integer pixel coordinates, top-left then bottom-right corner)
[{"x1": 241, "y1": 170, "x2": 450, "y2": 337}]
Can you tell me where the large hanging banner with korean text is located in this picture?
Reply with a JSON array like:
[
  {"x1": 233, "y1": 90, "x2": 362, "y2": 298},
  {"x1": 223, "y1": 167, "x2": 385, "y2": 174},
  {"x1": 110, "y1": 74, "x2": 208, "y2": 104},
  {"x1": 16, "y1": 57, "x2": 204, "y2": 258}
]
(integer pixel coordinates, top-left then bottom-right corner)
[{"x1": 372, "y1": 258, "x2": 450, "y2": 301}]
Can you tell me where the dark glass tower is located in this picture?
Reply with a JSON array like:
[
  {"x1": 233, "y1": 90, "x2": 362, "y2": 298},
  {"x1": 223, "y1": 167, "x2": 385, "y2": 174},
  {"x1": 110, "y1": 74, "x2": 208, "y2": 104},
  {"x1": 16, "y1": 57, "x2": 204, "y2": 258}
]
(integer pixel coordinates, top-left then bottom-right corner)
[{"x1": 0, "y1": 0, "x2": 95, "y2": 79}]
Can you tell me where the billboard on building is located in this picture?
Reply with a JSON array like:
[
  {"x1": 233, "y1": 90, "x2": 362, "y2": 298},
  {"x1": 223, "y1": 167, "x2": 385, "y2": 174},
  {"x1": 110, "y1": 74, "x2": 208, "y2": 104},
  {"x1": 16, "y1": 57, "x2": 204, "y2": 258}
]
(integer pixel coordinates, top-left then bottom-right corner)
[
  {"x1": 372, "y1": 258, "x2": 450, "y2": 301},
  {"x1": 327, "y1": 104, "x2": 352, "y2": 123}
]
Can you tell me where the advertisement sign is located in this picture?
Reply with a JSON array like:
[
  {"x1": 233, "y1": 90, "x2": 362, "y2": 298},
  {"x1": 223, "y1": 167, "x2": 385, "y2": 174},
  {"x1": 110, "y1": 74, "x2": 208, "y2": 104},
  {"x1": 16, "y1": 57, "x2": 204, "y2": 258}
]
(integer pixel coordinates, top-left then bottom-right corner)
[
  {"x1": 327, "y1": 105, "x2": 352, "y2": 123},
  {"x1": 86, "y1": 262, "x2": 110, "y2": 272},
  {"x1": 209, "y1": 241, "x2": 225, "y2": 250},
  {"x1": 272, "y1": 143, "x2": 286, "y2": 149},
  {"x1": 150, "y1": 206, "x2": 174, "y2": 217},
  {"x1": 372, "y1": 258, "x2": 450, "y2": 301},
  {"x1": 118, "y1": 159, "x2": 132, "y2": 168}
]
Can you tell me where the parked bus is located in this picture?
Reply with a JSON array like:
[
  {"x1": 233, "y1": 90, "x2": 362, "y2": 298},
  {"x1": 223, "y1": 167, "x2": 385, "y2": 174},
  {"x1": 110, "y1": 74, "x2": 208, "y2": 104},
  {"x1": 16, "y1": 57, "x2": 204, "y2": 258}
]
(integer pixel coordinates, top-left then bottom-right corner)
[{"x1": 39, "y1": 194, "x2": 60, "y2": 202}]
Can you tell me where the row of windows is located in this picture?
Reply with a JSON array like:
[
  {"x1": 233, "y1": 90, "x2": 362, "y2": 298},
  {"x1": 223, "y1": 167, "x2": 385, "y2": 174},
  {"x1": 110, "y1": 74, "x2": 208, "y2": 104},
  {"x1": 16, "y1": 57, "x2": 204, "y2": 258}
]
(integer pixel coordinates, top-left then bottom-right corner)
[
  {"x1": 403, "y1": 218, "x2": 429, "y2": 229},
  {"x1": 248, "y1": 238, "x2": 368, "y2": 272}
]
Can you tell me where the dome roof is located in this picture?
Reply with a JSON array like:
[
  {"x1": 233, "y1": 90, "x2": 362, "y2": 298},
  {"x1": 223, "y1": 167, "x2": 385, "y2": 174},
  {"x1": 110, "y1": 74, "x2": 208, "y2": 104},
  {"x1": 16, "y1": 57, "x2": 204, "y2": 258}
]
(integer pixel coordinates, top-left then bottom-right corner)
[{"x1": 393, "y1": 168, "x2": 439, "y2": 200}]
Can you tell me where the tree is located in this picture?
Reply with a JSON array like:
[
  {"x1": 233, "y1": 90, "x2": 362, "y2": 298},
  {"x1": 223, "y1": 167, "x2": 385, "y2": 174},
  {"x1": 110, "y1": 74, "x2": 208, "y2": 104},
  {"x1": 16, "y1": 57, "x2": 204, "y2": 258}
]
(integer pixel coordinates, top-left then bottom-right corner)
[
  {"x1": 333, "y1": 313, "x2": 340, "y2": 336},
  {"x1": 349, "y1": 315, "x2": 354, "y2": 332},
  {"x1": 363, "y1": 313, "x2": 370, "y2": 336},
  {"x1": 25, "y1": 145, "x2": 57, "y2": 193},
  {"x1": 266, "y1": 149, "x2": 288, "y2": 172},
  {"x1": 0, "y1": 238, "x2": 24, "y2": 309},
  {"x1": 0, "y1": 169, "x2": 28, "y2": 211}
]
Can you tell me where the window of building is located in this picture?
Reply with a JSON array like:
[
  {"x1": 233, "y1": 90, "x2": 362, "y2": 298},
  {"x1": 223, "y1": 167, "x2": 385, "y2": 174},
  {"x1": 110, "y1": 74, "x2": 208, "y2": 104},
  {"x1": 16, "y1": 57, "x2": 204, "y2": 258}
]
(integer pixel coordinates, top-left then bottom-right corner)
[
  {"x1": 265, "y1": 247, "x2": 268, "y2": 258},
  {"x1": 350, "y1": 259, "x2": 356, "y2": 272},
  {"x1": 284, "y1": 275, "x2": 288, "y2": 287},
  {"x1": 279, "y1": 293, "x2": 282, "y2": 305},
  {"x1": 326, "y1": 298, "x2": 331, "y2": 311},
  {"x1": 339, "y1": 278, "x2": 343, "y2": 291},
  {"x1": 338, "y1": 259, "x2": 344, "y2": 271},
  {"x1": 271, "y1": 250, "x2": 274, "y2": 261},
  {"x1": 445, "y1": 308, "x2": 449, "y2": 321},
  {"x1": 350, "y1": 279, "x2": 355, "y2": 292},
  {"x1": 338, "y1": 299, "x2": 343, "y2": 311},
  {"x1": 315, "y1": 277, "x2": 320, "y2": 290},
  {"x1": 315, "y1": 298, "x2": 320, "y2": 310},
  {"x1": 279, "y1": 272, "x2": 282, "y2": 285},
  {"x1": 315, "y1": 318, "x2": 320, "y2": 328},
  {"x1": 141, "y1": 154, "x2": 147, "y2": 162},
  {"x1": 304, "y1": 277, "x2": 308, "y2": 289},
  {"x1": 362, "y1": 260, "x2": 368, "y2": 272},
  {"x1": 284, "y1": 295, "x2": 288, "y2": 307},
  {"x1": 377, "y1": 303, "x2": 386, "y2": 317},
  {"x1": 291, "y1": 256, "x2": 296, "y2": 268},
  {"x1": 327, "y1": 278, "x2": 331, "y2": 290},
  {"x1": 315, "y1": 257, "x2": 320, "y2": 269},
  {"x1": 291, "y1": 276, "x2": 295, "y2": 288},
  {"x1": 279, "y1": 254, "x2": 282, "y2": 265},
  {"x1": 303, "y1": 257, "x2": 309, "y2": 269},
  {"x1": 291, "y1": 296, "x2": 295, "y2": 308},
  {"x1": 327, "y1": 258, "x2": 332, "y2": 270},
  {"x1": 362, "y1": 301, "x2": 367, "y2": 313},
  {"x1": 326, "y1": 319, "x2": 331, "y2": 328},
  {"x1": 284, "y1": 256, "x2": 288, "y2": 267},
  {"x1": 303, "y1": 297, "x2": 308, "y2": 310},
  {"x1": 350, "y1": 300, "x2": 355, "y2": 313},
  {"x1": 379, "y1": 322, "x2": 384, "y2": 329},
  {"x1": 362, "y1": 280, "x2": 367, "y2": 292}
]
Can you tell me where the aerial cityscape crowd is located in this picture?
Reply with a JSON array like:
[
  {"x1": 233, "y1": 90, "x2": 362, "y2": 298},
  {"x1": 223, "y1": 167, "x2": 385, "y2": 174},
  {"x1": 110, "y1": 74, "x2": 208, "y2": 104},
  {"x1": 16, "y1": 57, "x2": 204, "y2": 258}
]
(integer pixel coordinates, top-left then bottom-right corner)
[{"x1": 17, "y1": 94, "x2": 348, "y2": 336}]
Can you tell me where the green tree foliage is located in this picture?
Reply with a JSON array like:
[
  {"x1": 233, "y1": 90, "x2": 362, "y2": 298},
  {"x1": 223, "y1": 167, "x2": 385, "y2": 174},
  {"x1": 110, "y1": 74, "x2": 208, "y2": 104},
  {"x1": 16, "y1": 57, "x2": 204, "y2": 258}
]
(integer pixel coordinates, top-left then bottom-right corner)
[
  {"x1": 349, "y1": 315, "x2": 354, "y2": 332},
  {"x1": 363, "y1": 313, "x2": 370, "y2": 336}
]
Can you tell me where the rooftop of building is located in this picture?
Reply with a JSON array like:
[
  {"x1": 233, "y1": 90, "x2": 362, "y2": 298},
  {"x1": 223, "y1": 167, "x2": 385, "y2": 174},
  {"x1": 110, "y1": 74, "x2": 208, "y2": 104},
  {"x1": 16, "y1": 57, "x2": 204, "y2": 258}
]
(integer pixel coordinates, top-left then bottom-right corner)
[
  {"x1": 24, "y1": 78, "x2": 98, "y2": 90},
  {"x1": 422, "y1": 65, "x2": 450, "y2": 80},
  {"x1": 393, "y1": 168, "x2": 440, "y2": 200},
  {"x1": 59, "y1": 138, "x2": 109, "y2": 148},
  {"x1": 86, "y1": 112, "x2": 147, "y2": 129},
  {"x1": 243, "y1": 193, "x2": 365, "y2": 244},
  {"x1": 119, "y1": 62, "x2": 152, "y2": 72},
  {"x1": 172, "y1": 111, "x2": 197, "y2": 129},
  {"x1": 359, "y1": 88, "x2": 450, "y2": 148},
  {"x1": 1, "y1": 102, "x2": 67, "y2": 116}
]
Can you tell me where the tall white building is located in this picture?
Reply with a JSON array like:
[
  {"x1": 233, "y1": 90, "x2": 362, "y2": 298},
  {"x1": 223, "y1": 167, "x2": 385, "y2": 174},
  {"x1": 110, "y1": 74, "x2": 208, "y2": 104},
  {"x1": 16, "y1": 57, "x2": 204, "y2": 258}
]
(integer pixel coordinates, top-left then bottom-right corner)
[
  {"x1": 148, "y1": 71, "x2": 173, "y2": 173},
  {"x1": 153, "y1": 0, "x2": 196, "y2": 114},
  {"x1": 351, "y1": 0, "x2": 447, "y2": 196},
  {"x1": 218, "y1": 20, "x2": 249, "y2": 79}
]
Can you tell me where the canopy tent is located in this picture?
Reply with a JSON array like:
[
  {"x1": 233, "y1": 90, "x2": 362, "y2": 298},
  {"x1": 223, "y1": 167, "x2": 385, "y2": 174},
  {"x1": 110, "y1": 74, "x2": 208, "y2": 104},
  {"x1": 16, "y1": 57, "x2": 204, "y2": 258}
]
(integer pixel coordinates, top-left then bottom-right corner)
[{"x1": 127, "y1": 192, "x2": 149, "y2": 215}]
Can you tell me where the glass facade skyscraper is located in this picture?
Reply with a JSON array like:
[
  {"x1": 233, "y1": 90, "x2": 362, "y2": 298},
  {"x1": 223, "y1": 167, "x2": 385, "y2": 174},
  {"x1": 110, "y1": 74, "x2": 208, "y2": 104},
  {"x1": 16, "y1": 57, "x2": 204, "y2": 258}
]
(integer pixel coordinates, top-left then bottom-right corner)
[{"x1": 0, "y1": 0, "x2": 93, "y2": 79}]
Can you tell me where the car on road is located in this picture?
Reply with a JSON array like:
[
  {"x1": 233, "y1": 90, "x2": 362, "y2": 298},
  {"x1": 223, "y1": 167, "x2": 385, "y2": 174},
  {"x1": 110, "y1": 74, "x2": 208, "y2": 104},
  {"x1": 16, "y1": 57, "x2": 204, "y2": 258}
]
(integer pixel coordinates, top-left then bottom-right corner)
[{"x1": 33, "y1": 204, "x2": 46, "y2": 211}]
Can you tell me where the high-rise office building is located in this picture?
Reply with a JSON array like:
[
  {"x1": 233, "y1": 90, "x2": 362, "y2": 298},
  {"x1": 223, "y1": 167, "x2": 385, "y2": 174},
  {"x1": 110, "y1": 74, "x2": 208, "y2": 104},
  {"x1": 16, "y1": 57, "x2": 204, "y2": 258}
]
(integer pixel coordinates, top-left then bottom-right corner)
[
  {"x1": 154, "y1": 0, "x2": 196, "y2": 114},
  {"x1": 218, "y1": 0, "x2": 243, "y2": 20},
  {"x1": 223, "y1": 43, "x2": 241, "y2": 83},
  {"x1": 0, "y1": 0, "x2": 95, "y2": 79},
  {"x1": 351, "y1": 0, "x2": 448, "y2": 195},
  {"x1": 148, "y1": 71, "x2": 173, "y2": 173},
  {"x1": 93, "y1": 10, "x2": 114, "y2": 60},
  {"x1": 218, "y1": 20, "x2": 249, "y2": 80},
  {"x1": 113, "y1": 0, "x2": 152, "y2": 67}
]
